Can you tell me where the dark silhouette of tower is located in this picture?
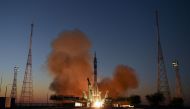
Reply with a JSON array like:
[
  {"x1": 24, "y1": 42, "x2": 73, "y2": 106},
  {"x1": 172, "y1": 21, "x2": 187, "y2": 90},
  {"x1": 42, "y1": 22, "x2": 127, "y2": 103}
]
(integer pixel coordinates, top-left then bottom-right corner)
[
  {"x1": 11, "y1": 66, "x2": 18, "y2": 101},
  {"x1": 20, "y1": 23, "x2": 34, "y2": 104},
  {"x1": 155, "y1": 10, "x2": 171, "y2": 103},
  {"x1": 172, "y1": 60, "x2": 183, "y2": 98}
]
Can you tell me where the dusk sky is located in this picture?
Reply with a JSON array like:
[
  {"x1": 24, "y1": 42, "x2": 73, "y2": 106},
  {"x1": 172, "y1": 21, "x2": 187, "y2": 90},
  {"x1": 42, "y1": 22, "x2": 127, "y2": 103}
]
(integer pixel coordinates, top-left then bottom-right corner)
[{"x1": 0, "y1": 0, "x2": 189, "y2": 105}]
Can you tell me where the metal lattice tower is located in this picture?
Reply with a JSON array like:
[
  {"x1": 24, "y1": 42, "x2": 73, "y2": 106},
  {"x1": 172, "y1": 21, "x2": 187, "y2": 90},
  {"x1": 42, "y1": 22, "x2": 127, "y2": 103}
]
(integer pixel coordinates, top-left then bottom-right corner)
[
  {"x1": 155, "y1": 10, "x2": 171, "y2": 103},
  {"x1": 20, "y1": 23, "x2": 34, "y2": 104},
  {"x1": 172, "y1": 60, "x2": 183, "y2": 98},
  {"x1": 10, "y1": 66, "x2": 18, "y2": 101}
]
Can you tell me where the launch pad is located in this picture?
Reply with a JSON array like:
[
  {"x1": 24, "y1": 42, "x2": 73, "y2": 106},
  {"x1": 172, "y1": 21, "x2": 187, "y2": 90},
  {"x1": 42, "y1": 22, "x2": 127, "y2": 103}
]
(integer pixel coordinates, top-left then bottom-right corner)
[
  {"x1": 48, "y1": 54, "x2": 134, "y2": 109},
  {"x1": 50, "y1": 53, "x2": 109, "y2": 108}
]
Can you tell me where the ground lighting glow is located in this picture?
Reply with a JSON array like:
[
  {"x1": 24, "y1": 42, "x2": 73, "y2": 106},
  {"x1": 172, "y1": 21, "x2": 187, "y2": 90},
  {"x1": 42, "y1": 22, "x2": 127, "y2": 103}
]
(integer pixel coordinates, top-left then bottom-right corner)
[{"x1": 92, "y1": 100, "x2": 103, "y2": 108}]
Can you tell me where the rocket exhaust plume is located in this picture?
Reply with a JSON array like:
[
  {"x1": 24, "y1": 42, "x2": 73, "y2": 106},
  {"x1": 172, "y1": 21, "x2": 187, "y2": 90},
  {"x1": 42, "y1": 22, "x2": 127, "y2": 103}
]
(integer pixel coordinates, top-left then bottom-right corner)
[
  {"x1": 98, "y1": 65, "x2": 138, "y2": 98},
  {"x1": 47, "y1": 29, "x2": 139, "y2": 98},
  {"x1": 47, "y1": 29, "x2": 92, "y2": 96}
]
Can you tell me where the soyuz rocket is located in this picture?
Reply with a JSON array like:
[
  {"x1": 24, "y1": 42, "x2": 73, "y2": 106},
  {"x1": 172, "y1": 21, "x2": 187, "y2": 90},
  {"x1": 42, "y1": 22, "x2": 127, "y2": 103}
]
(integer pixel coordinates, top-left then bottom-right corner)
[
  {"x1": 93, "y1": 52, "x2": 98, "y2": 95},
  {"x1": 83, "y1": 53, "x2": 108, "y2": 107}
]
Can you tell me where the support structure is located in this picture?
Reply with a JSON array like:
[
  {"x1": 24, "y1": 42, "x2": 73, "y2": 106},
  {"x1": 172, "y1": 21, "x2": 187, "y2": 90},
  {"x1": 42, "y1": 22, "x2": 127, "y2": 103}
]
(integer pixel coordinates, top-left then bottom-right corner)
[
  {"x1": 155, "y1": 10, "x2": 171, "y2": 103},
  {"x1": 20, "y1": 23, "x2": 34, "y2": 104},
  {"x1": 172, "y1": 60, "x2": 183, "y2": 98},
  {"x1": 10, "y1": 66, "x2": 18, "y2": 101}
]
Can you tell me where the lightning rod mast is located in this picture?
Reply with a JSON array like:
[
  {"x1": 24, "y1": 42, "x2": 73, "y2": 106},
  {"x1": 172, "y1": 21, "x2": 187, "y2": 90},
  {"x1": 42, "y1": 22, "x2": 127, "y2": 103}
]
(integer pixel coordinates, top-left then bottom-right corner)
[
  {"x1": 20, "y1": 23, "x2": 34, "y2": 105},
  {"x1": 155, "y1": 10, "x2": 171, "y2": 103}
]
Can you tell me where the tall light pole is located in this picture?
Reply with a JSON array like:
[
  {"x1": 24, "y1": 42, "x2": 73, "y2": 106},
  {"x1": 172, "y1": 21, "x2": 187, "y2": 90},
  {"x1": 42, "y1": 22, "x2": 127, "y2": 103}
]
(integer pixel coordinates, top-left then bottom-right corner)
[{"x1": 172, "y1": 60, "x2": 183, "y2": 98}]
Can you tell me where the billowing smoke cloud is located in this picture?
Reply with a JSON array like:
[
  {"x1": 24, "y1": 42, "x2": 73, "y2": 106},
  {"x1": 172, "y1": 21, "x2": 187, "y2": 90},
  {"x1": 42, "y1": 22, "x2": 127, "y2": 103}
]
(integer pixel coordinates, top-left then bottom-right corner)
[
  {"x1": 47, "y1": 29, "x2": 93, "y2": 96},
  {"x1": 98, "y1": 65, "x2": 138, "y2": 98},
  {"x1": 47, "y1": 29, "x2": 138, "y2": 98}
]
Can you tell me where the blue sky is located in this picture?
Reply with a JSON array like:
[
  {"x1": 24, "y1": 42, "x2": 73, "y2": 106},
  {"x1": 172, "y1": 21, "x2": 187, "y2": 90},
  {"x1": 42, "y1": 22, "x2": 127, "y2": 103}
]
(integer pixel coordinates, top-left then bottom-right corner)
[{"x1": 0, "y1": 0, "x2": 189, "y2": 104}]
